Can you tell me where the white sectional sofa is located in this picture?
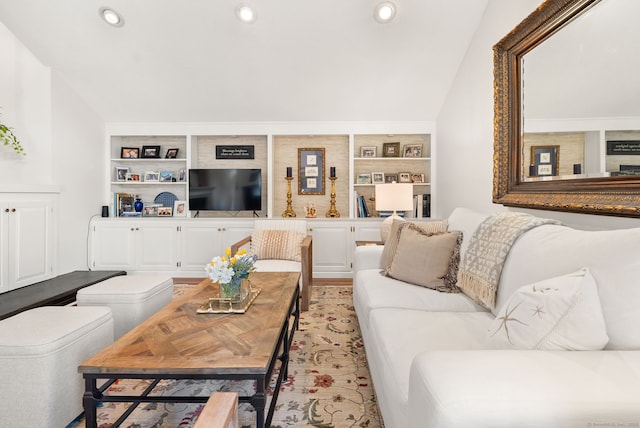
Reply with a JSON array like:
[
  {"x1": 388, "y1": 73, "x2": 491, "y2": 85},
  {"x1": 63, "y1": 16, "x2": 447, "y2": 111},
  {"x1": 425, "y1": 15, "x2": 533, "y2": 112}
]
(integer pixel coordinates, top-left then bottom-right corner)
[{"x1": 353, "y1": 207, "x2": 640, "y2": 428}]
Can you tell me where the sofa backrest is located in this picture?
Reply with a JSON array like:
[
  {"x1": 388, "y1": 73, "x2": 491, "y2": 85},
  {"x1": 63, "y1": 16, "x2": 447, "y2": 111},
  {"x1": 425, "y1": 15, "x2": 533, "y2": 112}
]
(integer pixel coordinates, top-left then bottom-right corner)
[
  {"x1": 498, "y1": 223, "x2": 640, "y2": 350},
  {"x1": 446, "y1": 207, "x2": 490, "y2": 260}
]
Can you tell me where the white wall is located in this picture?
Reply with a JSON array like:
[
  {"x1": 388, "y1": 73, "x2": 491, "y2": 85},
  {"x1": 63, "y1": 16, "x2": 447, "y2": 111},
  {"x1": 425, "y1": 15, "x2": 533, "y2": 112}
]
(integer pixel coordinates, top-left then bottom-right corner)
[
  {"x1": 51, "y1": 71, "x2": 105, "y2": 273},
  {"x1": 0, "y1": 21, "x2": 51, "y2": 183},
  {"x1": 1, "y1": 22, "x2": 105, "y2": 275},
  {"x1": 436, "y1": 0, "x2": 640, "y2": 230}
]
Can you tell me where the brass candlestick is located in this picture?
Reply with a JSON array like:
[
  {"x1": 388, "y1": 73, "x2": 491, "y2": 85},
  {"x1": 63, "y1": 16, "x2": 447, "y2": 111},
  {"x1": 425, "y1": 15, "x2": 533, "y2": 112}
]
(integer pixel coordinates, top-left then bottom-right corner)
[
  {"x1": 282, "y1": 176, "x2": 297, "y2": 217},
  {"x1": 326, "y1": 176, "x2": 340, "y2": 218}
]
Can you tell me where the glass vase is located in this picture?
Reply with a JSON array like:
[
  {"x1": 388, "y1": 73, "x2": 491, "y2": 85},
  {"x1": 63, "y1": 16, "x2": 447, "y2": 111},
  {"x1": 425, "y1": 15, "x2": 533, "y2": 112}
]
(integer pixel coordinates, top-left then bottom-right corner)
[
  {"x1": 134, "y1": 198, "x2": 143, "y2": 212},
  {"x1": 219, "y1": 277, "x2": 250, "y2": 302}
]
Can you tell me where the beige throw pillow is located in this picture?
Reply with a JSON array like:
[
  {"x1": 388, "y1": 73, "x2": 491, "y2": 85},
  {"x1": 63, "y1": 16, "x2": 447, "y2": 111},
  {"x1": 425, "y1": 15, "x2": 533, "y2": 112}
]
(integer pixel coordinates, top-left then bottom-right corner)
[
  {"x1": 250, "y1": 230, "x2": 304, "y2": 262},
  {"x1": 379, "y1": 219, "x2": 448, "y2": 270},
  {"x1": 385, "y1": 224, "x2": 462, "y2": 292}
]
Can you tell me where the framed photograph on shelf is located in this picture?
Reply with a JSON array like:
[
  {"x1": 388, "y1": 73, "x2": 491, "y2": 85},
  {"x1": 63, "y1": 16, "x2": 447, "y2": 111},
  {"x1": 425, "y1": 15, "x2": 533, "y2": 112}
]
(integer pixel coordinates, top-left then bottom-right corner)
[
  {"x1": 173, "y1": 200, "x2": 187, "y2": 217},
  {"x1": 158, "y1": 206, "x2": 173, "y2": 217},
  {"x1": 160, "y1": 171, "x2": 173, "y2": 182},
  {"x1": 385, "y1": 173, "x2": 399, "y2": 183},
  {"x1": 371, "y1": 172, "x2": 385, "y2": 184},
  {"x1": 398, "y1": 172, "x2": 412, "y2": 183},
  {"x1": 411, "y1": 173, "x2": 425, "y2": 183},
  {"x1": 298, "y1": 147, "x2": 325, "y2": 195},
  {"x1": 165, "y1": 148, "x2": 179, "y2": 158},
  {"x1": 403, "y1": 144, "x2": 423, "y2": 158},
  {"x1": 143, "y1": 203, "x2": 162, "y2": 216},
  {"x1": 360, "y1": 146, "x2": 377, "y2": 158},
  {"x1": 115, "y1": 166, "x2": 129, "y2": 181},
  {"x1": 141, "y1": 145, "x2": 161, "y2": 158},
  {"x1": 144, "y1": 171, "x2": 159, "y2": 182},
  {"x1": 126, "y1": 172, "x2": 141, "y2": 182},
  {"x1": 382, "y1": 142, "x2": 401, "y2": 157},
  {"x1": 357, "y1": 173, "x2": 372, "y2": 184},
  {"x1": 120, "y1": 147, "x2": 139, "y2": 159}
]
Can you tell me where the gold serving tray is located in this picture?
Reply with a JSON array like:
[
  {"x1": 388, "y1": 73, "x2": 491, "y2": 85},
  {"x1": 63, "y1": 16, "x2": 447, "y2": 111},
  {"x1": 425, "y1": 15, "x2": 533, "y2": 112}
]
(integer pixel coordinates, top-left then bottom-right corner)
[{"x1": 197, "y1": 287, "x2": 262, "y2": 314}]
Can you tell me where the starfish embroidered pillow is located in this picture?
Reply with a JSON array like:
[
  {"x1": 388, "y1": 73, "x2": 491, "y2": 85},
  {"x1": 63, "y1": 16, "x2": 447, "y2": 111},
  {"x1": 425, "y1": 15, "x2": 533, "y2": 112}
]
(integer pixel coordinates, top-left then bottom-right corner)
[{"x1": 488, "y1": 268, "x2": 609, "y2": 350}]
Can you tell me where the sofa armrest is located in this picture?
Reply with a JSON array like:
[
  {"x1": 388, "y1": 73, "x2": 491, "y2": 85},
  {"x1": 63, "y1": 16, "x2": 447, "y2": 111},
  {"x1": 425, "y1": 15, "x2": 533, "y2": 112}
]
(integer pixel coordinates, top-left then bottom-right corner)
[
  {"x1": 409, "y1": 350, "x2": 640, "y2": 428},
  {"x1": 230, "y1": 236, "x2": 252, "y2": 255},
  {"x1": 353, "y1": 245, "x2": 384, "y2": 274},
  {"x1": 300, "y1": 235, "x2": 313, "y2": 311}
]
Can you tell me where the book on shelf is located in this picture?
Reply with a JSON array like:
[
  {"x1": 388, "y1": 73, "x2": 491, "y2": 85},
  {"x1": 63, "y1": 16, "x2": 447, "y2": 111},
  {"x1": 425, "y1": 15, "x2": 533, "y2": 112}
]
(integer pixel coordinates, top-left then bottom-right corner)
[
  {"x1": 412, "y1": 194, "x2": 431, "y2": 218},
  {"x1": 354, "y1": 191, "x2": 372, "y2": 218},
  {"x1": 114, "y1": 193, "x2": 135, "y2": 217}
]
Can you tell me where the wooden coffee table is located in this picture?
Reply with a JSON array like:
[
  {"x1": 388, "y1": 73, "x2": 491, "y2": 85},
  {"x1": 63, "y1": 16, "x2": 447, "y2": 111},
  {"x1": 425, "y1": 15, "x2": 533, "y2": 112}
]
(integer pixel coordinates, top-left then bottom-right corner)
[{"x1": 79, "y1": 271, "x2": 300, "y2": 428}]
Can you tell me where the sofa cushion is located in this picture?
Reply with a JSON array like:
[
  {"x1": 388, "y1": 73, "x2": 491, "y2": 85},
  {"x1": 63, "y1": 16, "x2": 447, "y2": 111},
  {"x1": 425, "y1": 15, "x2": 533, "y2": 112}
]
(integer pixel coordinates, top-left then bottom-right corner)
[
  {"x1": 385, "y1": 227, "x2": 462, "y2": 292},
  {"x1": 497, "y1": 224, "x2": 640, "y2": 349},
  {"x1": 366, "y1": 309, "x2": 494, "y2": 428},
  {"x1": 409, "y1": 350, "x2": 640, "y2": 428},
  {"x1": 379, "y1": 219, "x2": 448, "y2": 269},
  {"x1": 353, "y1": 270, "x2": 486, "y2": 341},
  {"x1": 488, "y1": 268, "x2": 609, "y2": 350},
  {"x1": 250, "y1": 229, "x2": 304, "y2": 262}
]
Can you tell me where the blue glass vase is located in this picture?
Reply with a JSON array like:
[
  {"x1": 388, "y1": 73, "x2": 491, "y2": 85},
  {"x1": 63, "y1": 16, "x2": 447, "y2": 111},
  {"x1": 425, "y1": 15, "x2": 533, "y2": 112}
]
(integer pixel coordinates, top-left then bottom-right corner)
[{"x1": 134, "y1": 198, "x2": 143, "y2": 212}]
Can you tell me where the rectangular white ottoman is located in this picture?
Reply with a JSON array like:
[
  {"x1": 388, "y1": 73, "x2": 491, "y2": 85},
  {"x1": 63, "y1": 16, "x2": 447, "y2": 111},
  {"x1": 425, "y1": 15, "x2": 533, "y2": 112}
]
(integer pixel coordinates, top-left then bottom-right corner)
[
  {"x1": 0, "y1": 306, "x2": 114, "y2": 428},
  {"x1": 76, "y1": 274, "x2": 173, "y2": 339}
]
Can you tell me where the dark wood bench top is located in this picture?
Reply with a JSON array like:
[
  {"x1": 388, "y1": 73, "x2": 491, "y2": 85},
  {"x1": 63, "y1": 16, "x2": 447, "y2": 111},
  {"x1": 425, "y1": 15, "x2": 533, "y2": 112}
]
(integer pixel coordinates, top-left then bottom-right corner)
[{"x1": 0, "y1": 270, "x2": 126, "y2": 320}]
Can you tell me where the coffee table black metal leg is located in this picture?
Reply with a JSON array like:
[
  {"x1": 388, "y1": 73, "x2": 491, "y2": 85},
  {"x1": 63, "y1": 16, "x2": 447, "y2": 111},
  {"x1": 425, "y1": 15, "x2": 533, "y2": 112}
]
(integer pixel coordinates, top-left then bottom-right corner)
[
  {"x1": 253, "y1": 378, "x2": 266, "y2": 428},
  {"x1": 82, "y1": 376, "x2": 101, "y2": 428}
]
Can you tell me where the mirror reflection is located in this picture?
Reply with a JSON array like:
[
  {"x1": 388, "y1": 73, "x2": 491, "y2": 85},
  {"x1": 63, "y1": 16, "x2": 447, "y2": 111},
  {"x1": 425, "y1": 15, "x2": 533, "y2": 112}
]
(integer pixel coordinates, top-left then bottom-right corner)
[{"x1": 521, "y1": 0, "x2": 640, "y2": 182}]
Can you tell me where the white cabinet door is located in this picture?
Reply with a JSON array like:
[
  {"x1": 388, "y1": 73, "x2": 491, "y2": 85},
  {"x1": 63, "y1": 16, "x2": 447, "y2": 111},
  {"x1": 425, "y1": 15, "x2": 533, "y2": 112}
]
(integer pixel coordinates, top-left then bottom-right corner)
[
  {"x1": 308, "y1": 220, "x2": 352, "y2": 277},
  {"x1": 136, "y1": 223, "x2": 179, "y2": 270},
  {"x1": 177, "y1": 220, "x2": 253, "y2": 273},
  {"x1": 0, "y1": 199, "x2": 55, "y2": 292},
  {"x1": 354, "y1": 220, "x2": 383, "y2": 242},
  {"x1": 90, "y1": 220, "x2": 137, "y2": 270},
  {"x1": 179, "y1": 222, "x2": 222, "y2": 272}
]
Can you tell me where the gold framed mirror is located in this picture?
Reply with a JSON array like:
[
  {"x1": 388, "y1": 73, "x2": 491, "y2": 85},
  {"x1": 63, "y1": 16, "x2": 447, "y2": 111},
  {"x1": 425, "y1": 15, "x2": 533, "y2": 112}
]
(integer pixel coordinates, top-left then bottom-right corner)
[{"x1": 493, "y1": 0, "x2": 640, "y2": 217}]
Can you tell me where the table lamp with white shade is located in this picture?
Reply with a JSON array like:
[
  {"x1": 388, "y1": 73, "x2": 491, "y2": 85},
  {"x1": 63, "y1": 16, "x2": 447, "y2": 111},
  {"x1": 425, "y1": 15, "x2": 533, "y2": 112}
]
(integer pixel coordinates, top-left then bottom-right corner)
[{"x1": 375, "y1": 183, "x2": 414, "y2": 243}]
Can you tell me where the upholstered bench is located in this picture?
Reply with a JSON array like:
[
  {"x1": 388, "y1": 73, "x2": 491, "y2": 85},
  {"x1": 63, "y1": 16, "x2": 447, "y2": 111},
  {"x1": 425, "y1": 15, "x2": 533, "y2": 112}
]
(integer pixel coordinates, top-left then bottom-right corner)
[
  {"x1": 76, "y1": 274, "x2": 173, "y2": 339},
  {"x1": 0, "y1": 306, "x2": 114, "y2": 427}
]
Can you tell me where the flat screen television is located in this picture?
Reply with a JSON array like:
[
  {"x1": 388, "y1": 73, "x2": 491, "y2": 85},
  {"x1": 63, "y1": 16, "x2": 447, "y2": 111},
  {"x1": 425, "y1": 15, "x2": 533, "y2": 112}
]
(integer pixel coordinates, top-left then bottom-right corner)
[{"x1": 189, "y1": 169, "x2": 262, "y2": 211}]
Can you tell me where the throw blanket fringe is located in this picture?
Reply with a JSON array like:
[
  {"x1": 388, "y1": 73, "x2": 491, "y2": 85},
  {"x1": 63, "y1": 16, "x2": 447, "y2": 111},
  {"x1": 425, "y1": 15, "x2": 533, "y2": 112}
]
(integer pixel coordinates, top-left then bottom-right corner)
[{"x1": 457, "y1": 212, "x2": 560, "y2": 309}]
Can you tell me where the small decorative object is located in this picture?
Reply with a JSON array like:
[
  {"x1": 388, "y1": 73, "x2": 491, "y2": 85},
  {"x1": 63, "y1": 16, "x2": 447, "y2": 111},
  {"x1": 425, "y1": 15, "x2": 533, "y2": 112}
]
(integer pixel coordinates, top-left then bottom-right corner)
[
  {"x1": 173, "y1": 200, "x2": 187, "y2": 217},
  {"x1": 360, "y1": 146, "x2": 377, "y2": 158},
  {"x1": 141, "y1": 145, "x2": 161, "y2": 158},
  {"x1": 282, "y1": 172, "x2": 297, "y2": 217},
  {"x1": 134, "y1": 196, "x2": 143, "y2": 213},
  {"x1": 120, "y1": 147, "x2": 139, "y2": 158},
  {"x1": 0, "y1": 113, "x2": 26, "y2": 156},
  {"x1": 165, "y1": 148, "x2": 179, "y2": 158},
  {"x1": 158, "y1": 206, "x2": 173, "y2": 216},
  {"x1": 154, "y1": 191, "x2": 178, "y2": 207},
  {"x1": 326, "y1": 173, "x2": 340, "y2": 218},
  {"x1": 382, "y1": 142, "x2": 401, "y2": 157},
  {"x1": 144, "y1": 171, "x2": 159, "y2": 182},
  {"x1": 403, "y1": 144, "x2": 423, "y2": 157},
  {"x1": 398, "y1": 172, "x2": 412, "y2": 183},
  {"x1": 372, "y1": 172, "x2": 385, "y2": 184},
  {"x1": 305, "y1": 202, "x2": 317, "y2": 218},
  {"x1": 206, "y1": 248, "x2": 257, "y2": 301},
  {"x1": 357, "y1": 173, "x2": 372, "y2": 184}
]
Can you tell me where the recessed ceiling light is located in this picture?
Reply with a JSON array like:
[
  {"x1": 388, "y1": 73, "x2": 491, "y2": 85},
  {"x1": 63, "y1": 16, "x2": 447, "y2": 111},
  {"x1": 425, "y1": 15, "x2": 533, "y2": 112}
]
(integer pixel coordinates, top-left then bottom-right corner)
[
  {"x1": 374, "y1": 2, "x2": 396, "y2": 24},
  {"x1": 99, "y1": 7, "x2": 124, "y2": 27},
  {"x1": 235, "y1": 4, "x2": 257, "y2": 24}
]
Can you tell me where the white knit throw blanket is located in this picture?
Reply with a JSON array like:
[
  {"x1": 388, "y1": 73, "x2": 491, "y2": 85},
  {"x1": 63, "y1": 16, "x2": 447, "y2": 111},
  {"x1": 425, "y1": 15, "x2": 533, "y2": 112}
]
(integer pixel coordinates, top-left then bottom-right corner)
[{"x1": 457, "y1": 212, "x2": 560, "y2": 309}]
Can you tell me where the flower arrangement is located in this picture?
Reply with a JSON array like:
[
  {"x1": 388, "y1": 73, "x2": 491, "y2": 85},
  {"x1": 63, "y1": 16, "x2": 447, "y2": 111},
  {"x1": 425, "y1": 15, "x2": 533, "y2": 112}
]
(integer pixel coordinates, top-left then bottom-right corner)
[{"x1": 205, "y1": 247, "x2": 257, "y2": 298}]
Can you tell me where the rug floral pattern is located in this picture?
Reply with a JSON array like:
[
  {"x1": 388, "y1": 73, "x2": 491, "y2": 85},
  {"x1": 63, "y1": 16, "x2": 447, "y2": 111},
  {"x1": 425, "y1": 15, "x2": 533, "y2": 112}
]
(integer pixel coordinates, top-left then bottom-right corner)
[{"x1": 67, "y1": 286, "x2": 382, "y2": 428}]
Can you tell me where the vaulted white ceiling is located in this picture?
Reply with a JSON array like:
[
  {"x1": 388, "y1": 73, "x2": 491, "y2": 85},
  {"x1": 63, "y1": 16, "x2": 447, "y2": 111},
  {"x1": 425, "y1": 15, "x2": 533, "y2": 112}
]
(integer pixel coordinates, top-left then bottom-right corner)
[{"x1": 0, "y1": 1, "x2": 488, "y2": 123}]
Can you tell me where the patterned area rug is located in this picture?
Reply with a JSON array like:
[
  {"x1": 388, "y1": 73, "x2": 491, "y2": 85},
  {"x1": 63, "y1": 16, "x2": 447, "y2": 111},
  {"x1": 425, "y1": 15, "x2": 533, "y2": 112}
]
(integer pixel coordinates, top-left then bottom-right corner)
[{"x1": 67, "y1": 285, "x2": 382, "y2": 428}]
